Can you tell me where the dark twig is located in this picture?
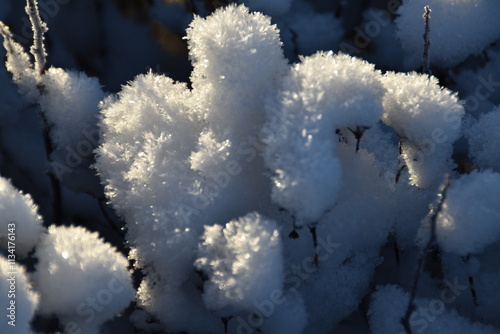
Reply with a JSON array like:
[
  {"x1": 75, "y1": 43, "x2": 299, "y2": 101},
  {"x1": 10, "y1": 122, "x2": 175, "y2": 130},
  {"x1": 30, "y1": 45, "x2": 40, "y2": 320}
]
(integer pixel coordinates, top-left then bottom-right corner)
[
  {"x1": 335, "y1": 0, "x2": 345, "y2": 18},
  {"x1": 44, "y1": 139, "x2": 63, "y2": 224},
  {"x1": 398, "y1": 136, "x2": 404, "y2": 155},
  {"x1": 401, "y1": 174, "x2": 450, "y2": 334},
  {"x1": 395, "y1": 135, "x2": 407, "y2": 183},
  {"x1": 393, "y1": 239, "x2": 400, "y2": 267},
  {"x1": 289, "y1": 228, "x2": 299, "y2": 239},
  {"x1": 395, "y1": 164, "x2": 407, "y2": 184},
  {"x1": 348, "y1": 126, "x2": 369, "y2": 152},
  {"x1": 221, "y1": 316, "x2": 233, "y2": 334},
  {"x1": 186, "y1": 0, "x2": 198, "y2": 14},
  {"x1": 461, "y1": 255, "x2": 479, "y2": 307},
  {"x1": 467, "y1": 275, "x2": 479, "y2": 307},
  {"x1": 290, "y1": 28, "x2": 300, "y2": 60},
  {"x1": 422, "y1": 6, "x2": 432, "y2": 75},
  {"x1": 309, "y1": 225, "x2": 319, "y2": 268},
  {"x1": 279, "y1": 207, "x2": 300, "y2": 239},
  {"x1": 26, "y1": 0, "x2": 47, "y2": 76}
]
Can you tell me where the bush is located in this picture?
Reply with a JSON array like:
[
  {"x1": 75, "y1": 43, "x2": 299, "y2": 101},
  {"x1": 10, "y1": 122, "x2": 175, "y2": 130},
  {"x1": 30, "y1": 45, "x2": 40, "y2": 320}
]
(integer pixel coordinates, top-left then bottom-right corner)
[{"x1": 1, "y1": 1, "x2": 500, "y2": 333}]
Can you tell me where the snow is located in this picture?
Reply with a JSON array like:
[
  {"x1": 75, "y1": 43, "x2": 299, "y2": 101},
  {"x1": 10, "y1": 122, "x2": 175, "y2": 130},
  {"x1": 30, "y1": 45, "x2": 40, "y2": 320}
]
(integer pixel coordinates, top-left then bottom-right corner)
[
  {"x1": 448, "y1": 49, "x2": 500, "y2": 116},
  {"x1": 96, "y1": 71, "x2": 214, "y2": 333},
  {"x1": 195, "y1": 212, "x2": 283, "y2": 315},
  {"x1": 33, "y1": 225, "x2": 134, "y2": 333},
  {"x1": 369, "y1": 284, "x2": 500, "y2": 334},
  {"x1": 39, "y1": 67, "x2": 105, "y2": 155},
  {"x1": 0, "y1": 256, "x2": 38, "y2": 334},
  {"x1": 467, "y1": 107, "x2": 500, "y2": 171},
  {"x1": 396, "y1": 0, "x2": 500, "y2": 69},
  {"x1": 95, "y1": 71, "x2": 200, "y2": 218},
  {"x1": 291, "y1": 145, "x2": 394, "y2": 332},
  {"x1": 382, "y1": 72, "x2": 465, "y2": 188},
  {"x1": 429, "y1": 171, "x2": 500, "y2": 255},
  {"x1": 0, "y1": 177, "x2": 44, "y2": 257},
  {"x1": 187, "y1": 4, "x2": 287, "y2": 183},
  {"x1": 0, "y1": 21, "x2": 39, "y2": 102},
  {"x1": 2, "y1": 1, "x2": 500, "y2": 333},
  {"x1": 263, "y1": 51, "x2": 385, "y2": 223},
  {"x1": 259, "y1": 290, "x2": 308, "y2": 334}
]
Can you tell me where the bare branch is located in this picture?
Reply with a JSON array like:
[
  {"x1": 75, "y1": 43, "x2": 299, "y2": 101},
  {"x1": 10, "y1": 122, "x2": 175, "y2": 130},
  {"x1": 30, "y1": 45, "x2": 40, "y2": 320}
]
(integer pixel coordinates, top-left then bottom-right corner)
[
  {"x1": 0, "y1": 21, "x2": 40, "y2": 101},
  {"x1": 401, "y1": 174, "x2": 450, "y2": 334},
  {"x1": 309, "y1": 225, "x2": 319, "y2": 267},
  {"x1": 422, "y1": 5, "x2": 432, "y2": 74},
  {"x1": 26, "y1": 0, "x2": 48, "y2": 76},
  {"x1": 0, "y1": 22, "x2": 17, "y2": 56}
]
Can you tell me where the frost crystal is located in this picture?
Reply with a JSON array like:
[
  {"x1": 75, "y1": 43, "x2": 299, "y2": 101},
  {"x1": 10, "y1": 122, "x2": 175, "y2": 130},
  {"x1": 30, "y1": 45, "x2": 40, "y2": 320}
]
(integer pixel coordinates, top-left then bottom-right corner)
[
  {"x1": 33, "y1": 225, "x2": 134, "y2": 333},
  {"x1": 431, "y1": 171, "x2": 500, "y2": 255},
  {"x1": 0, "y1": 257, "x2": 38, "y2": 334},
  {"x1": 263, "y1": 52, "x2": 385, "y2": 223},
  {"x1": 195, "y1": 212, "x2": 283, "y2": 315},
  {"x1": 0, "y1": 177, "x2": 44, "y2": 257},
  {"x1": 188, "y1": 4, "x2": 287, "y2": 193},
  {"x1": 39, "y1": 67, "x2": 105, "y2": 156},
  {"x1": 382, "y1": 72, "x2": 464, "y2": 188}
]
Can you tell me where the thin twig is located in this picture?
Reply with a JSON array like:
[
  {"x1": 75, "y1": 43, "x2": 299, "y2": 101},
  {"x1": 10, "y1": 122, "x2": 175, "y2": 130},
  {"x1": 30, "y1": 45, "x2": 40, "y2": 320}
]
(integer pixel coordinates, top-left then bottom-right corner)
[
  {"x1": 26, "y1": 0, "x2": 62, "y2": 223},
  {"x1": 43, "y1": 128, "x2": 63, "y2": 224},
  {"x1": 461, "y1": 255, "x2": 479, "y2": 307},
  {"x1": 393, "y1": 238, "x2": 400, "y2": 267},
  {"x1": 290, "y1": 28, "x2": 300, "y2": 60},
  {"x1": 422, "y1": 6, "x2": 432, "y2": 75},
  {"x1": 395, "y1": 164, "x2": 407, "y2": 184},
  {"x1": 309, "y1": 225, "x2": 319, "y2": 268},
  {"x1": 221, "y1": 316, "x2": 233, "y2": 334},
  {"x1": 26, "y1": 0, "x2": 47, "y2": 76},
  {"x1": 348, "y1": 126, "x2": 368, "y2": 152},
  {"x1": 0, "y1": 23, "x2": 17, "y2": 56},
  {"x1": 187, "y1": 0, "x2": 198, "y2": 14},
  {"x1": 279, "y1": 207, "x2": 300, "y2": 239},
  {"x1": 2, "y1": 4, "x2": 61, "y2": 224},
  {"x1": 401, "y1": 174, "x2": 450, "y2": 334}
]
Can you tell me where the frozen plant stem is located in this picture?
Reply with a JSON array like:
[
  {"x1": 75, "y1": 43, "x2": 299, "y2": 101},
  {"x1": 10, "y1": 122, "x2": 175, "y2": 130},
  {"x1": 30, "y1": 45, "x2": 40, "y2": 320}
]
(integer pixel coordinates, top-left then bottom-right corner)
[
  {"x1": 0, "y1": 22, "x2": 61, "y2": 225},
  {"x1": 26, "y1": 0, "x2": 47, "y2": 76},
  {"x1": 401, "y1": 174, "x2": 450, "y2": 334},
  {"x1": 0, "y1": 23, "x2": 18, "y2": 57},
  {"x1": 395, "y1": 164, "x2": 407, "y2": 184},
  {"x1": 422, "y1": 5, "x2": 431, "y2": 75},
  {"x1": 395, "y1": 136, "x2": 407, "y2": 183},
  {"x1": 221, "y1": 316, "x2": 232, "y2": 334},
  {"x1": 348, "y1": 126, "x2": 368, "y2": 152},
  {"x1": 42, "y1": 122, "x2": 63, "y2": 224},
  {"x1": 290, "y1": 28, "x2": 300, "y2": 59},
  {"x1": 29, "y1": 0, "x2": 62, "y2": 223},
  {"x1": 279, "y1": 207, "x2": 300, "y2": 239},
  {"x1": 27, "y1": 0, "x2": 62, "y2": 223},
  {"x1": 461, "y1": 255, "x2": 479, "y2": 307},
  {"x1": 309, "y1": 225, "x2": 319, "y2": 267}
]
